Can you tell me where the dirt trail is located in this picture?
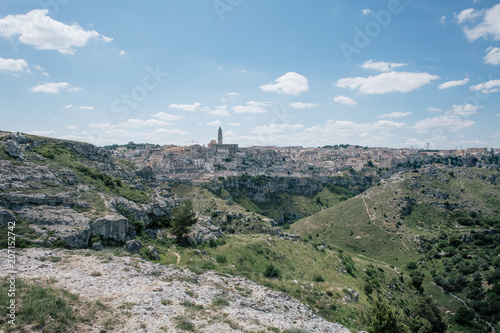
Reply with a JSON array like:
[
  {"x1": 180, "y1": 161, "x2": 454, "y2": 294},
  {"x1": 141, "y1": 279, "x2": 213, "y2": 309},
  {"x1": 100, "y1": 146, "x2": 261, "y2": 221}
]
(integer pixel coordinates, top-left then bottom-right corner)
[
  {"x1": 362, "y1": 195, "x2": 410, "y2": 252},
  {"x1": 173, "y1": 252, "x2": 181, "y2": 265}
]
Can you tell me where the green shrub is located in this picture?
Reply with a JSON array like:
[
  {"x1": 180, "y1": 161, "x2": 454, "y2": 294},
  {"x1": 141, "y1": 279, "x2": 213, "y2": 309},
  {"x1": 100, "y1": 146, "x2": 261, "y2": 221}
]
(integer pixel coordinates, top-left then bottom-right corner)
[
  {"x1": 313, "y1": 274, "x2": 325, "y2": 282},
  {"x1": 216, "y1": 254, "x2": 227, "y2": 264},
  {"x1": 212, "y1": 296, "x2": 230, "y2": 307},
  {"x1": 264, "y1": 264, "x2": 281, "y2": 279},
  {"x1": 175, "y1": 316, "x2": 195, "y2": 331}
]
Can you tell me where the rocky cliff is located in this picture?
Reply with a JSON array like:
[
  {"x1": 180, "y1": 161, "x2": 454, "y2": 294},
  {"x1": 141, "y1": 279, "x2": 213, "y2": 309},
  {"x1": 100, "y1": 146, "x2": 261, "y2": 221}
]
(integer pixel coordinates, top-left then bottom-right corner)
[{"x1": 0, "y1": 133, "x2": 180, "y2": 249}]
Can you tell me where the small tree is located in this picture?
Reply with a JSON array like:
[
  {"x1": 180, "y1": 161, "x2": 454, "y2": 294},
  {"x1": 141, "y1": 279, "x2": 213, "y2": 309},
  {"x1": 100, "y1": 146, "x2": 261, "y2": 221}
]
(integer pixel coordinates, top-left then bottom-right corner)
[
  {"x1": 171, "y1": 200, "x2": 197, "y2": 246},
  {"x1": 368, "y1": 300, "x2": 400, "y2": 333}
]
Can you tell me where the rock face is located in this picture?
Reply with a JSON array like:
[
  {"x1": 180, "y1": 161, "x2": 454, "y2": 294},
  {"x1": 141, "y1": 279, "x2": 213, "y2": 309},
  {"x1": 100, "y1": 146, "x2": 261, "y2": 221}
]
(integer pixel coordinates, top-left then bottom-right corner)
[
  {"x1": 0, "y1": 248, "x2": 351, "y2": 333},
  {"x1": 187, "y1": 215, "x2": 222, "y2": 245},
  {"x1": 124, "y1": 239, "x2": 143, "y2": 254},
  {"x1": 0, "y1": 136, "x2": 181, "y2": 249},
  {"x1": 5, "y1": 140, "x2": 24, "y2": 159},
  {"x1": 0, "y1": 209, "x2": 16, "y2": 226},
  {"x1": 90, "y1": 215, "x2": 136, "y2": 243},
  {"x1": 17, "y1": 206, "x2": 91, "y2": 248}
]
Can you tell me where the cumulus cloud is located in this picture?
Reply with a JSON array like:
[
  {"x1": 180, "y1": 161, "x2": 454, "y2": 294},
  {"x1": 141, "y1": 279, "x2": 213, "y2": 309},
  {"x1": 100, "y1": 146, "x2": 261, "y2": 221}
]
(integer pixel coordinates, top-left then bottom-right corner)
[
  {"x1": 209, "y1": 105, "x2": 230, "y2": 117},
  {"x1": 426, "y1": 107, "x2": 443, "y2": 113},
  {"x1": 360, "y1": 59, "x2": 408, "y2": 72},
  {"x1": 88, "y1": 118, "x2": 174, "y2": 130},
  {"x1": 331, "y1": 95, "x2": 357, "y2": 105},
  {"x1": 206, "y1": 120, "x2": 222, "y2": 127},
  {"x1": 470, "y1": 79, "x2": 500, "y2": 94},
  {"x1": 450, "y1": 104, "x2": 481, "y2": 115},
  {"x1": 378, "y1": 111, "x2": 412, "y2": 118},
  {"x1": 289, "y1": 102, "x2": 319, "y2": 109},
  {"x1": 30, "y1": 82, "x2": 70, "y2": 93},
  {"x1": 120, "y1": 119, "x2": 173, "y2": 128},
  {"x1": 413, "y1": 115, "x2": 474, "y2": 132},
  {"x1": 77, "y1": 105, "x2": 94, "y2": 110},
  {"x1": 456, "y1": 8, "x2": 484, "y2": 24},
  {"x1": 250, "y1": 123, "x2": 304, "y2": 135},
  {"x1": 29, "y1": 130, "x2": 56, "y2": 136},
  {"x1": 362, "y1": 9, "x2": 371, "y2": 15},
  {"x1": 233, "y1": 101, "x2": 270, "y2": 114},
  {"x1": 456, "y1": 4, "x2": 500, "y2": 41},
  {"x1": 336, "y1": 71, "x2": 439, "y2": 95},
  {"x1": 169, "y1": 102, "x2": 201, "y2": 112},
  {"x1": 0, "y1": 9, "x2": 112, "y2": 54},
  {"x1": 413, "y1": 104, "x2": 480, "y2": 132},
  {"x1": 0, "y1": 57, "x2": 30, "y2": 73},
  {"x1": 152, "y1": 112, "x2": 183, "y2": 121},
  {"x1": 259, "y1": 72, "x2": 309, "y2": 95},
  {"x1": 484, "y1": 47, "x2": 500, "y2": 65},
  {"x1": 438, "y1": 78, "x2": 469, "y2": 89}
]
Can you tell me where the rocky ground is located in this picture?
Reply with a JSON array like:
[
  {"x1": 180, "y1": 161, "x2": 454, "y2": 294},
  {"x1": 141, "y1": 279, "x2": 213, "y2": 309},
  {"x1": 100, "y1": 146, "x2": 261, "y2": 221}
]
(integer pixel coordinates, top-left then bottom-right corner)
[{"x1": 1, "y1": 248, "x2": 350, "y2": 333}]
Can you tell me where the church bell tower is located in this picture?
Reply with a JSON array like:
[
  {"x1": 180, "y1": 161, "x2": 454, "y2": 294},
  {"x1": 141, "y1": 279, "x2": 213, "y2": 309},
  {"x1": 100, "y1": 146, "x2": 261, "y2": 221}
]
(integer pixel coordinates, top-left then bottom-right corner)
[{"x1": 218, "y1": 127, "x2": 223, "y2": 144}]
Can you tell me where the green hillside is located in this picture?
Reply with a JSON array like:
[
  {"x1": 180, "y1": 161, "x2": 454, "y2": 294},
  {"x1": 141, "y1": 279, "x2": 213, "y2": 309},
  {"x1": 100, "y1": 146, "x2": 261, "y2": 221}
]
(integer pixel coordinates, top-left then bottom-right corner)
[{"x1": 291, "y1": 166, "x2": 500, "y2": 332}]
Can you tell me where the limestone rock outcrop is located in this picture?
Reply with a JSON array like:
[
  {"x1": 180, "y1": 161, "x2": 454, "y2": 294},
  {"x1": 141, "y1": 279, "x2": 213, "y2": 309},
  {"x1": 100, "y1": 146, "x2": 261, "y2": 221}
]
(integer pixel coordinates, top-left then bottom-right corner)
[{"x1": 90, "y1": 215, "x2": 136, "y2": 243}]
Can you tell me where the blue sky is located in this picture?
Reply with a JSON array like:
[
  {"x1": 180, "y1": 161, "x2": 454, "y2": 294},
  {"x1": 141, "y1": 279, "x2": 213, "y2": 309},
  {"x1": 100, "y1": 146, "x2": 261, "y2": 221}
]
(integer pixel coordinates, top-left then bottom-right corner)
[{"x1": 0, "y1": 0, "x2": 499, "y2": 149}]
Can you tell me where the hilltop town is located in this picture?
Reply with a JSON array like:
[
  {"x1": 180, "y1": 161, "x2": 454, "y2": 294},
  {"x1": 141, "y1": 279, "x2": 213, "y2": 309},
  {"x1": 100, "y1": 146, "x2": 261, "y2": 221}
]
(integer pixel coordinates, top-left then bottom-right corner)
[{"x1": 105, "y1": 128, "x2": 500, "y2": 181}]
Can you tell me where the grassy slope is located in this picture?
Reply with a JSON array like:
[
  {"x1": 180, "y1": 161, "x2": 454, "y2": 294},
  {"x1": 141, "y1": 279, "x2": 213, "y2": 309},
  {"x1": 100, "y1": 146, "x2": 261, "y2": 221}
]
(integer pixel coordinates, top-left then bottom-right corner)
[
  {"x1": 291, "y1": 167, "x2": 500, "y2": 332},
  {"x1": 149, "y1": 234, "x2": 415, "y2": 332}
]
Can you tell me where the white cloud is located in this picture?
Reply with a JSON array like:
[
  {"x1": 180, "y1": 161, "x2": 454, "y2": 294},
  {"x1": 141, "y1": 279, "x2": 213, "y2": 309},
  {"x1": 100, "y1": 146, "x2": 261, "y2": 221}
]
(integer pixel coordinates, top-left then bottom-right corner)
[
  {"x1": 413, "y1": 115, "x2": 475, "y2": 132},
  {"x1": 336, "y1": 71, "x2": 439, "y2": 95},
  {"x1": 426, "y1": 107, "x2": 443, "y2": 112},
  {"x1": 378, "y1": 111, "x2": 412, "y2": 118},
  {"x1": 332, "y1": 95, "x2": 357, "y2": 105},
  {"x1": 152, "y1": 112, "x2": 183, "y2": 121},
  {"x1": 153, "y1": 128, "x2": 188, "y2": 136},
  {"x1": 360, "y1": 59, "x2": 408, "y2": 72},
  {"x1": 206, "y1": 120, "x2": 222, "y2": 127},
  {"x1": 67, "y1": 125, "x2": 77, "y2": 130},
  {"x1": 0, "y1": 9, "x2": 112, "y2": 54},
  {"x1": 0, "y1": 57, "x2": 30, "y2": 73},
  {"x1": 30, "y1": 82, "x2": 69, "y2": 94},
  {"x1": 120, "y1": 119, "x2": 173, "y2": 128},
  {"x1": 450, "y1": 104, "x2": 481, "y2": 115},
  {"x1": 259, "y1": 72, "x2": 309, "y2": 95},
  {"x1": 438, "y1": 78, "x2": 469, "y2": 89},
  {"x1": 484, "y1": 47, "x2": 500, "y2": 65},
  {"x1": 68, "y1": 86, "x2": 83, "y2": 92},
  {"x1": 120, "y1": 50, "x2": 126, "y2": 55},
  {"x1": 457, "y1": 4, "x2": 500, "y2": 41},
  {"x1": 440, "y1": 16, "x2": 446, "y2": 25},
  {"x1": 29, "y1": 130, "x2": 56, "y2": 136},
  {"x1": 362, "y1": 9, "x2": 371, "y2": 15},
  {"x1": 456, "y1": 8, "x2": 484, "y2": 24},
  {"x1": 228, "y1": 123, "x2": 240, "y2": 126},
  {"x1": 300, "y1": 120, "x2": 405, "y2": 146},
  {"x1": 88, "y1": 118, "x2": 173, "y2": 130},
  {"x1": 250, "y1": 123, "x2": 304, "y2": 135},
  {"x1": 470, "y1": 79, "x2": 500, "y2": 94},
  {"x1": 77, "y1": 105, "x2": 94, "y2": 110},
  {"x1": 169, "y1": 102, "x2": 201, "y2": 112},
  {"x1": 209, "y1": 105, "x2": 230, "y2": 117},
  {"x1": 65, "y1": 104, "x2": 73, "y2": 109},
  {"x1": 289, "y1": 102, "x2": 318, "y2": 109},
  {"x1": 88, "y1": 122, "x2": 112, "y2": 130},
  {"x1": 233, "y1": 101, "x2": 270, "y2": 114}
]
